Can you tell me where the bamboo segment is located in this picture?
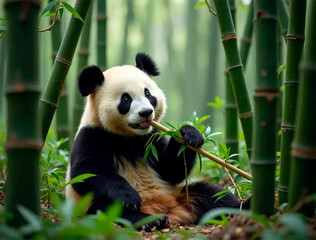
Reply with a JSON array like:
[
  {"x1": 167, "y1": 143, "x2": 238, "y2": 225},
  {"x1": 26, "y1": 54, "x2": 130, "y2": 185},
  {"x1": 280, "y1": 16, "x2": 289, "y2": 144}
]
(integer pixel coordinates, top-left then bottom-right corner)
[
  {"x1": 277, "y1": 0, "x2": 289, "y2": 42},
  {"x1": 251, "y1": 0, "x2": 279, "y2": 216},
  {"x1": 288, "y1": 0, "x2": 316, "y2": 217},
  {"x1": 240, "y1": 1, "x2": 253, "y2": 69},
  {"x1": 149, "y1": 120, "x2": 252, "y2": 180},
  {"x1": 97, "y1": 0, "x2": 107, "y2": 71},
  {"x1": 213, "y1": 0, "x2": 253, "y2": 158},
  {"x1": 4, "y1": 0, "x2": 42, "y2": 226},
  {"x1": 40, "y1": 0, "x2": 92, "y2": 141},
  {"x1": 278, "y1": 0, "x2": 306, "y2": 205},
  {"x1": 225, "y1": 0, "x2": 238, "y2": 161},
  {"x1": 49, "y1": 1, "x2": 70, "y2": 150},
  {"x1": 72, "y1": 6, "x2": 93, "y2": 140}
]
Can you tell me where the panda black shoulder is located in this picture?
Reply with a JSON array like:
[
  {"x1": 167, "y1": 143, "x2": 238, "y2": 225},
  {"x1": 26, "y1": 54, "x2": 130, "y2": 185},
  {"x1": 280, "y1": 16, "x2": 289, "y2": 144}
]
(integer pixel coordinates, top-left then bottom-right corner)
[{"x1": 135, "y1": 53, "x2": 160, "y2": 77}]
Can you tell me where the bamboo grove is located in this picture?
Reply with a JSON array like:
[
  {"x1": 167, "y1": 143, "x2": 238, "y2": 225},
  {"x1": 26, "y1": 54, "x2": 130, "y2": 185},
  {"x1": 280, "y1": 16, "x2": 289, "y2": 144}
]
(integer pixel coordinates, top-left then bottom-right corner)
[{"x1": 0, "y1": 0, "x2": 315, "y2": 230}]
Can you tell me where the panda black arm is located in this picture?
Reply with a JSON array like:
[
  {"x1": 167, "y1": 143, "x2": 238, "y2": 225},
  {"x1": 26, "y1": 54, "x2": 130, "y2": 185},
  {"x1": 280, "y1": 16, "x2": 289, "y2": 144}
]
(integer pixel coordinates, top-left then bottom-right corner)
[
  {"x1": 150, "y1": 125, "x2": 204, "y2": 185},
  {"x1": 70, "y1": 127, "x2": 142, "y2": 209}
]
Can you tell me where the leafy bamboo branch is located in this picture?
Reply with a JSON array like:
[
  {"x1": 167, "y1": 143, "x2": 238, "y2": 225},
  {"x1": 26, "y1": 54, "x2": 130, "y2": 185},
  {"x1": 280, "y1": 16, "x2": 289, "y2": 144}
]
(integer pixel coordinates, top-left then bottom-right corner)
[{"x1": 148, "y1": 120, "x2": 252, "y2": 180}]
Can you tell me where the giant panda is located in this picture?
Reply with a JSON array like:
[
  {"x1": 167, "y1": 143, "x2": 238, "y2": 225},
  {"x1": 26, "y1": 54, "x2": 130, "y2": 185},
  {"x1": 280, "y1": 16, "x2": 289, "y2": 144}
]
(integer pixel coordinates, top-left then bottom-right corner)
[{"x1": 66, "y1": 53, "x2": 244, "y2": 230}]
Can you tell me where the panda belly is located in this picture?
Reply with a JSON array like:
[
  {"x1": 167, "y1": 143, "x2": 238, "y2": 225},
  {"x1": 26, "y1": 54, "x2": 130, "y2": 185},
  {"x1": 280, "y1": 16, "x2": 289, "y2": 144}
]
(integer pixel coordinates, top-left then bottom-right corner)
[{"x1": 117, "y1": 159, "x2": 195, "y2": 224}]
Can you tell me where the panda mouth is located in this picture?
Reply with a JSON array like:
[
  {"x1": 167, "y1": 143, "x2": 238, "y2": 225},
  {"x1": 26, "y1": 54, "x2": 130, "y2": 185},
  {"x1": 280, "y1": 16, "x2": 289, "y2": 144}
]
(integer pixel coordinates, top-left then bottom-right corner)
[{"x1": 129, "y1": 120, "x2": 151, "y2": 130}]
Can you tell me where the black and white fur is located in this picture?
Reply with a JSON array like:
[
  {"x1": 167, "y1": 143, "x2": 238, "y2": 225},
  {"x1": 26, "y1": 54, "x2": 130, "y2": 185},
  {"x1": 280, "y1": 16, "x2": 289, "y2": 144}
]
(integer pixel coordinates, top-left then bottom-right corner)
[{"x1": 66, "y1": 53, "x2": 244, "y2": 230}]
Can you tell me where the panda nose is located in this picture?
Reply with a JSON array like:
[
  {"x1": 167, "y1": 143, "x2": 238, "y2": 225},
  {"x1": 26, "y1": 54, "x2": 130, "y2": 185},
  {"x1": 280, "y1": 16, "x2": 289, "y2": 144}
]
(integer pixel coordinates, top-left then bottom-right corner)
[{"x1": 139, "y1": 108, "x2": 153, "y2": 118}]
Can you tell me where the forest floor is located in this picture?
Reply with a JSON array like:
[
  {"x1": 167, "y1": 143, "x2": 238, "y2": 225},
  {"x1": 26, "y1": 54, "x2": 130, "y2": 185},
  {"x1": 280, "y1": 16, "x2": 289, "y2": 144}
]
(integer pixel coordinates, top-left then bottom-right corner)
[{"x1": 1, "y1": 190, "x2": 316, "y2": 239}]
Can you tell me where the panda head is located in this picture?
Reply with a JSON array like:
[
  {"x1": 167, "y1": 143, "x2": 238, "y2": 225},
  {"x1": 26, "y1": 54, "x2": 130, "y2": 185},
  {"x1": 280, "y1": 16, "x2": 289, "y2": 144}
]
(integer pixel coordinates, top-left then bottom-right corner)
[{"x1": 78, "y1": 53, "x2": 166, "y2": 136}]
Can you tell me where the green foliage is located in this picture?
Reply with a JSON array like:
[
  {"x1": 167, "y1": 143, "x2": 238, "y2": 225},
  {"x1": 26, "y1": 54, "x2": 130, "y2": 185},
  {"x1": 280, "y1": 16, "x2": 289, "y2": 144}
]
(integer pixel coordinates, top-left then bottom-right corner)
[
  {"x1": 40, "y1": 0, "x2": 84, "y2": 22},
  {"x1": 277, "y1": 64, "x2": 286, "y2": 78},
  {"x1": 0, "y1": 18, "x2": 7, "y2": 39}
]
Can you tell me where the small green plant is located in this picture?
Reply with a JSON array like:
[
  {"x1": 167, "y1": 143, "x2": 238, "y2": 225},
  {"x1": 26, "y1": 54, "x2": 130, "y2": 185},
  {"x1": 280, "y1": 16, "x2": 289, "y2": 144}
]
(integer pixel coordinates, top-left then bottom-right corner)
[{"x1": 39, "y1": 0, "x2": 84, "y2": 32}]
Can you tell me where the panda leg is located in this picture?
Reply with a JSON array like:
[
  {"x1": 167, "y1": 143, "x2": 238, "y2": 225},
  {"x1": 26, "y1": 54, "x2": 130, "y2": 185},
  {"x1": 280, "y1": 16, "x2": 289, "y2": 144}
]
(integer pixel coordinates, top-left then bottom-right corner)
[
  {"x1": 177, "y1": 181, "x2": 242, "y2": 222},
  {"x1": 87, "y1": 196, "x2": 169, "y2": 231}
]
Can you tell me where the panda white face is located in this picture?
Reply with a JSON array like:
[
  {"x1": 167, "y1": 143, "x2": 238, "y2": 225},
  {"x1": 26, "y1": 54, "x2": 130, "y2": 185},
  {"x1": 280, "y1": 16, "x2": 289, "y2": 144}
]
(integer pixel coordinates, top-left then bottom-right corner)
[{"x1": 79, "y1": 65, "x2": 166, "y2": 136}]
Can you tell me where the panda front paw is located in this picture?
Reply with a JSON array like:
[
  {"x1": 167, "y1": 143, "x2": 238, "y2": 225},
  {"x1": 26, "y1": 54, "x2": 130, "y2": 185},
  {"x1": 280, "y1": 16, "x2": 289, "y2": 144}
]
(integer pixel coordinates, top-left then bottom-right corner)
[
  {"x1": 180, "y1": 125, "x2": 204, "y2": 148},
  {"x1": 109, "y1": 187, "x2": 142, "y2": 211}
]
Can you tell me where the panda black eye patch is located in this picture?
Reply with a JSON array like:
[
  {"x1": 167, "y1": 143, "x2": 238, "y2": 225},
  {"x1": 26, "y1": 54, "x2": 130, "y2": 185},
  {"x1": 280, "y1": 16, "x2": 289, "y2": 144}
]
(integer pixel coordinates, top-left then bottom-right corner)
[
  {"x1": 144, "y1": 88, "x2": 157, "y2": 107},
  {"x1": 118, "y1": 93, "x2": 132, "y2": 115}
]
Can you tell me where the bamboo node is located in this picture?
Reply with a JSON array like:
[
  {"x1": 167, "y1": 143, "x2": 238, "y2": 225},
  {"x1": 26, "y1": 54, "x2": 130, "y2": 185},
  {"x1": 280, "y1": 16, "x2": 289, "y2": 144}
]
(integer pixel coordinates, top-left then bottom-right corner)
[
  {"x1": 221, "y1": 33, "x2": 237, "y2": 41},
  {"x1": 40, "y1": 99, "x2": 58, "y2": 109},
  {"x1": 254, "y1": 90, "x2": 279, "y2": 102},
  {"x1": 287, "y1": 34, "x2": 304, "y2": 40},
  {"x1": 78, "y1": 50, "x2": 90, "y2": 56},
  {"x1": 97, "y1": 14, "x2": 107, "y2": 20},
  {"x1": 56, "y1": 56, "x2": 72, "y2": 66},
  {"x1": 281, "y1": 125, "x2": 295, "y2": 130},
  {"x1": 228, "y1": 64, "x2": 243, "y2": 71},
  {"x1": 239, "y1": 112, "x2": 253, "y2": 119},
  {"x1": 291, "y1": 146, "x2": 316, "y2": 159},
  {"x1": 242, "y1": 37, "x2": 252, "y2": 45},
  {"x1": 6, "y1": 132, "x2": 43, "y2": 150}
]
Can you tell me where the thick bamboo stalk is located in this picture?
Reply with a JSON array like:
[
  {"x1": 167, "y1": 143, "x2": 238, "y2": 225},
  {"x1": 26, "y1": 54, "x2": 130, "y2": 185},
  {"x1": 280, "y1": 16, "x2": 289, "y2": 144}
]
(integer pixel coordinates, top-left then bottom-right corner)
[
  {"x1": 225, "y1": 0, "x2": 238, "y2": 160},
  {"x1": 288, "y1": 0, "x2": 315, "y2": 217},
  {"x1": 97, "y1": 0, "x2": 107, "y2": 71},
  {"x1": 213, "y1": 0, "x2": 253, "y2": 158},
  {"x1": 251, "y1": 0, "x2": 278, "y2": 216},
  {"x1": 276, "y1": 27, "x2": 283, "y2": 152},
  {"x1": 40, "y1": 0, "x2": 92, "y2": 141},
  {"x1": 72, "y1": 6, "x2": 93, "y2": 138},
  {"x1": 239, "y1": 1, "x2": 253, "y2": 69},
  {"x1": 278, "y1": 0, "x2": 306, "y2": 206},
  {"x1": 0, "y1": 34, "x2": 6, "y2": 117},
  {"x1": 49, "y1": 1, "x2": 70, "y2": 150},
  {"x1": 277, "y1": 0, "x2": 289, "y2": 42},
  {"x1": 149, "y1": 120, "x2": 252, "y2": 180},
  {"x1": 4, "y1": 0, "x2": 42, "y2": 226}
]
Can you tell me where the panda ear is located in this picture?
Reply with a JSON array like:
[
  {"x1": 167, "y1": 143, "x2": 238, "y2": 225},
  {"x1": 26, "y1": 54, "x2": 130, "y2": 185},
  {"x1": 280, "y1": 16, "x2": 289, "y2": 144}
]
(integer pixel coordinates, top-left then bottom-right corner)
[
  {"x1": 78, "y1": 66, "x2": 104, "y2": 97},
  {"x1": 135, "y1": 53, "x2": 160, "y2": 77}
]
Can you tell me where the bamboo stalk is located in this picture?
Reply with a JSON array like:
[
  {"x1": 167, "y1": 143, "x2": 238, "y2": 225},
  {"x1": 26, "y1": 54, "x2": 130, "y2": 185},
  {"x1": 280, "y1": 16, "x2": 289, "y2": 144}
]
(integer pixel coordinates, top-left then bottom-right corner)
[
  {"x1": 225, "y1": 0, "x2": 238, "y2": 161},
  {"x1": 72, "y1": 5, "x2": 93, "y2": 140},
  {"x1": 278, "y1": 0, "x2": 306, "y2": 206},
  {"x1": 49, "y1": 1, "x2": 70, "y2": 150},
  {"x1": 149, "y1": 120, "x2": 252, "y2": 180},
  {"x1": 4, "y1": 0, "x2": 42, "y2": 226},
  {"x1": 97, "y1": 0, "x2": 107, "y2": 71},
  {"x1": 288, "y1": 0, "x2": 315, "y2": 217},
  {"x1": 251, "y1": 0, "x2": 279, "y2": 216},
  {"x1": 0, "y1": 33, "x2": 6, "y2": 117},
  {"x1": 40, "y1": 0, "x2": 92, "y2": 141},
  {"x1": 239, "y1": 1, "x2": 253, "y2": 69},
  {"x1": 277, "y1": 0, "x2": 289, "y2": 42},
  {"x1": 213, "y1": 0, "x2": 253, "y2": 158}
]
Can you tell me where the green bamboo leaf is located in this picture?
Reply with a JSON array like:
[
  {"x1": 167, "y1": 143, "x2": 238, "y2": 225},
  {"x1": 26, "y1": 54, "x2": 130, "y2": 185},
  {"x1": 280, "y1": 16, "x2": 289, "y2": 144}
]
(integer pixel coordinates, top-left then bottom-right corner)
[
  {"x1": 105, "y1": 201, "x2": 124, "y2": 223},
  {"x1": 196, "y1": 115, "x2": 210, "y2": 124},
  {"x1": 206, "y1": 214, "x2": 228, "y2": 226},
  {"x1": 59, "y1": 7, "x2": 64, "y2": 20},
  {"x1": 17, "y1": 206, "x2": 41, "y2": 234},
  {"x1": 0, "y1": 18, "x2": 8, "y2": 25},
  {"x1": 142, "y1": 145, "x2": 151, "y2": 166},
  {"x1": 61, "y1": 2, "x2": 84, "y2": 22},
  {"x1": 277, "y1": 64, "x2": 286, "y2": 78},
  {"x1": 195, "y1": 1, "x2": 207, "y2": 9},
  {"x1": 164, "y1": 121, "x2": 177, "y2": 130},
  {"x1": 40, "y1": 0, "x2": 57, "y2": 17},
  {"x1": 177, "y1": 145, "x2": 187, "y2": 157},
  {"x1": 44, "y1": 12, "x2": 56, "y2": 17},
  {"x1": 151, "y1": 145, "x2": 159, "y2": 161},
  {"x1": 212, "y1": 190, "x2": 230, "y2": 198},
  {"x1": 62, "y1": 173, "x2": 96, "y2": 189},
  {"x1": 50, "y1": 172, "x2": 60, "y2": 183},
  {"x1": 73, "y1": 192, "x2": 94, "y2": 219},
  {"x1": 199, "y1": 208, "x2": 253, "y2": 225},
  {"x1": 198, "y1": 153, "x2": 202, "y2": 172}
]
